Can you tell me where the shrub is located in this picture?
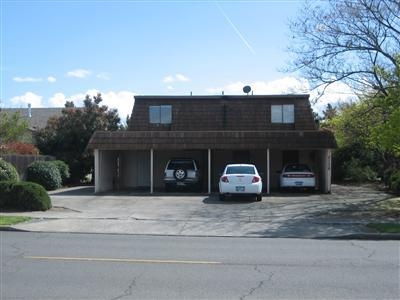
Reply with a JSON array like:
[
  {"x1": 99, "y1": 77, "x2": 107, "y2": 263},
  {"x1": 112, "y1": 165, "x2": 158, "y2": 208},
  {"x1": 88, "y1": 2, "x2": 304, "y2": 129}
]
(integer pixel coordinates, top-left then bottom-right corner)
[
  {"x1": 0, "y1": 181, "x2": 14, "y2": 207},
  {"x1": 27, "y1": 160, "x2": 61, "y2": 190},
  {"x1": 342, "y1": 158, "x2": 377, "y2": 182},
  {"x1": 0, "y1": 159, "x2": 19, "y2": 181},
  {"x1": 0, "y1": 142, "x2": 40, "y2": 155},
  {"x1": 389, "y1": 169, "x2": 400, "y2": 195},
  {"x1": 0, "y1": 181, "x2": 51, "y2": 211},
  {"x1": 51, "y1": 160, "x2": 70, "y2": 184}
]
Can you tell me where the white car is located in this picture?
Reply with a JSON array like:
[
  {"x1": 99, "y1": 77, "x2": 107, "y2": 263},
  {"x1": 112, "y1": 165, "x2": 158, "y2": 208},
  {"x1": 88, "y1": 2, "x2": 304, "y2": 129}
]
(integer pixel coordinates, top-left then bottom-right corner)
[
  {"x1": 279, "y1": 163, "x2": 316, "y2": 190},
  {"x1": 219, "y1": 164, "x2": 262, "y2": 201}
]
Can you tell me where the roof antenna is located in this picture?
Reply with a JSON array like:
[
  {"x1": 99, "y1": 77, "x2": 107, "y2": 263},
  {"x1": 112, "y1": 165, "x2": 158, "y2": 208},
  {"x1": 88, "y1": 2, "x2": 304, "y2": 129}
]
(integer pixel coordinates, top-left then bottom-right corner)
[{"x1": 243, "y1": 85, "x2": 251, "y2": 95}]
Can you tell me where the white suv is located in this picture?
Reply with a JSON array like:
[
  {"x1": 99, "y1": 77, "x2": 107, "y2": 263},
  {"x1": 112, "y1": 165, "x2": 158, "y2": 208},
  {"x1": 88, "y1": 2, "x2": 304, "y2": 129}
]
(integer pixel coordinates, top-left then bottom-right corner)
[{"x1": 164, "y1": 158, "x2": 201, "y2": 191}]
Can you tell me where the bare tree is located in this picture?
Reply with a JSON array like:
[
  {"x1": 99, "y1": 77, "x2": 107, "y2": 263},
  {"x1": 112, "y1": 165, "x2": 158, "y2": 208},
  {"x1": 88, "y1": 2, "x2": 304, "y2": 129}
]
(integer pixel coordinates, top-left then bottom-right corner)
[{"x1": 287, "y1": 0, "x2": 400, "y2": 97}]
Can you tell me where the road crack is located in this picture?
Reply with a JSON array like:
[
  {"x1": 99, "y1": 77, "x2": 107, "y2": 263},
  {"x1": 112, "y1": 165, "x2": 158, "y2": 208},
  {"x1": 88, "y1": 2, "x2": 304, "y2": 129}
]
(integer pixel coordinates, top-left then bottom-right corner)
[
  {"x1": 350, "y1": 241, "x2": 377, "y2": 260},
  {"x1": 240, "y1": 265, "x2": 274, "y2": 300},
  {"x1": 110, "y1": 272, "x2": 143, "y2": 300}
]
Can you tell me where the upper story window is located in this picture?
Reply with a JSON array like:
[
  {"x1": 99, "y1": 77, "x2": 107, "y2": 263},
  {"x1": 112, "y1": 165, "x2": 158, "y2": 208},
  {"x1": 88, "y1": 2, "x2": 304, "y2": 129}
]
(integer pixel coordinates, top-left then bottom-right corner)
[
  {"x1": 149, "y1": 105, "x2": 172, "y2": 124},
  {"x1": 271, "y1": 104, "x2": 294, "y2": 124}
]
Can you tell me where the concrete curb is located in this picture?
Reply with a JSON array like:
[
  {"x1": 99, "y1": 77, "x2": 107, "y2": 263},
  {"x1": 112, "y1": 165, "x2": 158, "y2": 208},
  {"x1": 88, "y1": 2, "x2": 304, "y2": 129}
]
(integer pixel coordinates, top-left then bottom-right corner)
[
  {"x1": 321, "y1": 233, "x2": 400, "y2": 240},
  {"x1": 2, "y1": 224, "x2": 400, "y2": 240},
  {"x1": 0, "y1": 226, "x2": 28, "y2": 232}
]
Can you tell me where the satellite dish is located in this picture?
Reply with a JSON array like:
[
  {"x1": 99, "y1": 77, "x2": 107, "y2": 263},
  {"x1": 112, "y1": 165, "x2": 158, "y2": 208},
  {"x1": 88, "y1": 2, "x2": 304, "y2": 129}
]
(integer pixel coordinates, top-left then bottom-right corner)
[{"x1": 243, "y1": 85, "x2": 251, "y2": 95}]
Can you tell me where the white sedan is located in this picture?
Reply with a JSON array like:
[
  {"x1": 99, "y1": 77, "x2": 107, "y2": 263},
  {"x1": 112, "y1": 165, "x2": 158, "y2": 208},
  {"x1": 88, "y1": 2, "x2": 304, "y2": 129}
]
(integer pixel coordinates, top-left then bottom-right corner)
[
  {"x1": 219, "y1": 164, "x2": 263, "y2": 201},
  {"x1": 279, "y1": 163, "x2": 316, "y2": 190}
]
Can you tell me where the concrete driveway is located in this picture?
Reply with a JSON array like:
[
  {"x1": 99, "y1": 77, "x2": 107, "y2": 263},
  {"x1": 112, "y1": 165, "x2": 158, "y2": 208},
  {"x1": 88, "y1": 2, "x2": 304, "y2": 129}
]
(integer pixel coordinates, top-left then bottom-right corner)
[{"x1": 5, "y1": 184, "x2": 398, "y2": 238}]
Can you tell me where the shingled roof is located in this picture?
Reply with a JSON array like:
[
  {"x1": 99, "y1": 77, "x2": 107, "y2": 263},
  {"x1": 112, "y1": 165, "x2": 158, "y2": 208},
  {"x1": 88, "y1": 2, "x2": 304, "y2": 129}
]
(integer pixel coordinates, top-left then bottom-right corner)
[
  {"x1": 88, "y1": 130, "x2": 336, "y2": 150},
  {"x1": 1, "y1": 107, "x2": 63, "y2": 130}
]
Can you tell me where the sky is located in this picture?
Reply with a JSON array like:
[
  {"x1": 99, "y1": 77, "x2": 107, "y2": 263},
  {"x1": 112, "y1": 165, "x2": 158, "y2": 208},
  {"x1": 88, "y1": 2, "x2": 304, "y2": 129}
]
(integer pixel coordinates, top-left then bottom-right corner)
[{"x1": 1, "y1": 0, "x2": 355, "y2": 121}]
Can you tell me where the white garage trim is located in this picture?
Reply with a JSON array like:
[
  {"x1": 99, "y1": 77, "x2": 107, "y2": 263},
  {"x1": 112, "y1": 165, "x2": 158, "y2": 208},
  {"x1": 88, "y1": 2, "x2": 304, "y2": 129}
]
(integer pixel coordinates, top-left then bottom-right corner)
[
  {"x1": 267, "y1": 148, "x2": 270, "y2": 195},
  {"x1": 208, "y1": 149, "x2": 211, "y2": 194},
  {"x1": 150, "y1": 148, "x2": 154, "y2": 194}
]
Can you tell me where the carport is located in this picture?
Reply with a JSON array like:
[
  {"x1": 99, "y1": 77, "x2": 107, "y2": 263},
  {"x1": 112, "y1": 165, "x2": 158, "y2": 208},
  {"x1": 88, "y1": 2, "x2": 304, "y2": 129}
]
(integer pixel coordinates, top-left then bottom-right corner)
[{"x1": 89, "y1": 130, "x2": 335, "y2": 194}]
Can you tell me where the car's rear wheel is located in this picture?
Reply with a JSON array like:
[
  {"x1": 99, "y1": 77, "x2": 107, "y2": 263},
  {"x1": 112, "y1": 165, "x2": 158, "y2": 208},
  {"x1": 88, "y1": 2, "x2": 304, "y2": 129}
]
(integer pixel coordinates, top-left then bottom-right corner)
[
  {"x1": 256, "y1": 194, "x2": 262, "y2": 201},
  {"x1": 219, "y1": 193, "x2": 225, "y2": 201},
  {"x1": 174, "y1": 169, "x2": 187, "y2": 181}
]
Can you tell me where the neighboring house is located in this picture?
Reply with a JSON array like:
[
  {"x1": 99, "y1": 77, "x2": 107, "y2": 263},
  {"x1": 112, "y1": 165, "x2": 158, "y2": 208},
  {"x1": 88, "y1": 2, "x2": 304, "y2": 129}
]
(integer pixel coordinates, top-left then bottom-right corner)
[
  {"x1": 1, "y1": 106, "x2": 61, "y2": 178},
  {"x1": 1, "y1": 106, "x2": 64, "y2": 131},
  {"x1": 88, "y1": 94, "x2": 336, "y2": 194}
]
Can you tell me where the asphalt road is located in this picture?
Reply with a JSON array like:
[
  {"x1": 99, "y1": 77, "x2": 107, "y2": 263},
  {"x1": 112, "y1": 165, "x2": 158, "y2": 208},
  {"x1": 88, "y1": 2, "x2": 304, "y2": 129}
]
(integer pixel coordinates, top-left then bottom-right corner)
[{"x1": 2, "y1": 232, "x2": 399, "y2": 299}]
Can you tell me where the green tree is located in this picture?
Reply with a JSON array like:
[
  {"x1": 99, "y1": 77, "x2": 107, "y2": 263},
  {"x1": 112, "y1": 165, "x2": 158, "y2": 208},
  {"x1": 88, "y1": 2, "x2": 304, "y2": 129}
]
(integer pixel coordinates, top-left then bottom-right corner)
[
  {"x1": 369, "y1": 56, "x2": 400, "y2": 156},
  {"x1": 36, "y1": 93, "x2": 120, "y2": 183},
  {"x1": 289, "y1": 0, "x2": 400, "y2": 190},
  {"x1": 0, "y1": 111, "x2": 29, "y2": 143}
]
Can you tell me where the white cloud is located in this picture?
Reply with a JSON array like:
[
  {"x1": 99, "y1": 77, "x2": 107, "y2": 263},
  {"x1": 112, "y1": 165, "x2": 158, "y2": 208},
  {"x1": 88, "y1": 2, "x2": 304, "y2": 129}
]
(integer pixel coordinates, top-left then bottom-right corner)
[
  {"x1": 49, "y1": 92, "x2": 67, "y2": 107},
  {"x1": 47, "y1": 89, "x2": 135, "y2": 121},
  {"x1": 96, "y1": 72, "x2": 111, "y2": 80},
  {"x1": 163, "y1": 75, "x2": 174, "y2": 83},
  {"x1": 13, "y1": 76, "x2": 57, "y2": 83},
  {"x1": 11, "y1": 92, "x2": 43, "y2": 107},
  {"x1": 66, "y1": 69, "x2": 92, "y2": 78},
  {"x1": 13, "y1": 77, "x2": 43, "y2": 83},
  {"x1": 47, "y1": 76, "x2": 57, "y2": 83},
  {"x1": 206, "y1": 76, "x2": 357, "y2": 115},
  {"x1": 175, "y1": 74, "x2": 190, "y2": 82},
  {"x1": 163, "y1": 73, "x2": 190, "y2": 83},
  {"x1": 101, "y1": 91, "x2": 135, "y2": 121},
  {"x1": 310, "y1": 82, "x2": 358, "y2": 115},
  {"x1": 206, "y1": 77, "x2": 310, "y2": 95}
]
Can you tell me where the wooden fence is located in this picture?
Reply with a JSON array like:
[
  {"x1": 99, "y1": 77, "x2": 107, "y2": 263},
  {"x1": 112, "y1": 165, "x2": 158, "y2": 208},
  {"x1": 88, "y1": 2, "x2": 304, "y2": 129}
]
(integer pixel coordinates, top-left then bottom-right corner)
[{"x1": 1, "y1": 154, "x2": 55, "y2": 180}]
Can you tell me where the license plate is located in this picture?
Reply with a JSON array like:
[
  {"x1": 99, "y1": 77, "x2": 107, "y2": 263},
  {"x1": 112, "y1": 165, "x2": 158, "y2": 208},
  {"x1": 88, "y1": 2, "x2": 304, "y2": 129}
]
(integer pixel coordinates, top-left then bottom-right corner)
[
  {"x1": 236, "y1": 186, "x2": 245, "y2": 192},
  {"x1": 295, "y1": 181, "x2": 303, "y2": 186},
  {"x1": 177, "y1": 182, "x2": 185, "y2": 186}
]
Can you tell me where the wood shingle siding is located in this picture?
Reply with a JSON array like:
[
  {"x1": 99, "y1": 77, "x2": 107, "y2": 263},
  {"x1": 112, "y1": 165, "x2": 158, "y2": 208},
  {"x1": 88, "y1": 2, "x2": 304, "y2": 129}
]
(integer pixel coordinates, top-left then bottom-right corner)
[{"x1": 129, "y1": 95, "x2": 317, "y2": 131}]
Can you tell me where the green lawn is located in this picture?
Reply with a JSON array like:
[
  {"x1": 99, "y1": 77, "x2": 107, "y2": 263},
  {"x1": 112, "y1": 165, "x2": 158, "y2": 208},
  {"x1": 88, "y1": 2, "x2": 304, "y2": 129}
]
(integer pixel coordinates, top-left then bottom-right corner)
[
  {"x1": 367, "y1": 223, "x2": 400, "y2": 233},
  {"x1": 0, "y1": 216, "x2": 32, "y2": 226}
]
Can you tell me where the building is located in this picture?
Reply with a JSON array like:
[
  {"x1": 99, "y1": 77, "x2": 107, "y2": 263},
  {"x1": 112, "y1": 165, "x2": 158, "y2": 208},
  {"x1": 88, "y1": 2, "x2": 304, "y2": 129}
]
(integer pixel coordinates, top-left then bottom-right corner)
[
  {"x1": 87, "y1": 94, "x2": 336, "y2": 194},
  {"x1": 1, "y1": 106, "x2": 64, "y2": 131}
]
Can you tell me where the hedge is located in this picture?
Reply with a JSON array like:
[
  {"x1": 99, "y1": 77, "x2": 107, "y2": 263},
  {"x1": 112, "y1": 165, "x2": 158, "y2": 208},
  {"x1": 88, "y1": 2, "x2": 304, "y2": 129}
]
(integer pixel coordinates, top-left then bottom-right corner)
[
  {"x1": 0, "y1": 181, "x2": 51, "y2": 211},
  {"x1": 389, "y1": 169, "x2": 400, "y2": 195},
  {"x1": 51, "y1": 160, "x2": 70, "y2": 184},
  {"x1": 0, "y1": 159, "x2": 19, "y2": 182},
  {"x1": 27, "y1": 160, "x2": 61, "y2": 190}
]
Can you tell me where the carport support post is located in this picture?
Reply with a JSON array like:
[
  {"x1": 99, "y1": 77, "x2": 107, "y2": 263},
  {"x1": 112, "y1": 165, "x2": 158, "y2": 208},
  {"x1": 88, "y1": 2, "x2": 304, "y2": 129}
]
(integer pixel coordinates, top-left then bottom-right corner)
[
  {"x1": 150, "y1": 148, "x2": 154, "y2": 194},
  {"x1": 208, "y1": 149, "x2": 211, "y2": 194},
  {"x1": 320, "y1": 149, "x2": 332, "y2": 193},
  {"x1": 267, "y1": 148, "x2": 270, "y2": 195},
  {"x1": 94, "y1": 149, "x2": 100, "y2": 193}
]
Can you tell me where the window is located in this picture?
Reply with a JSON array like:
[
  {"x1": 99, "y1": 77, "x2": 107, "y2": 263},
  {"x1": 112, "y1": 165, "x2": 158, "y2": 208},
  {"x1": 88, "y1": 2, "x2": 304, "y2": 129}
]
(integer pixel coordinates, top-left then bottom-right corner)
[
  {"x1": 149, "y1": 105, "x2": 172, "y2": 124},
  {"x1": 271, "y1": 104, "x2": 294, "y2": 123},
  {"x1": 226, "y1": 166, "x2": 256, "y2": 175}
]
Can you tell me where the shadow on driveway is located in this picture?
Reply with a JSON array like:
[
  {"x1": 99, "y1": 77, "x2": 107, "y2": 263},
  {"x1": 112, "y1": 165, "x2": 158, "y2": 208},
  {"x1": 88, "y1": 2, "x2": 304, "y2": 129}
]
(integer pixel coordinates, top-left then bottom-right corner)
[
  {"x1": 49, "y1": 186, "x2": 94, "y2": 196},
  {"x1": 203, "y1": 196, "x2": 260, "y2": 204}
]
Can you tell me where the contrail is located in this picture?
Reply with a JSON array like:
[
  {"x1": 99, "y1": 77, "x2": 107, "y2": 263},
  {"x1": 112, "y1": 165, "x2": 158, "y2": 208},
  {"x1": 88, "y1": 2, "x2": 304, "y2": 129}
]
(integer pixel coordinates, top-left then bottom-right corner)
[{"x1": 215, "y1": 1, "x2": 256, "y2": 55}]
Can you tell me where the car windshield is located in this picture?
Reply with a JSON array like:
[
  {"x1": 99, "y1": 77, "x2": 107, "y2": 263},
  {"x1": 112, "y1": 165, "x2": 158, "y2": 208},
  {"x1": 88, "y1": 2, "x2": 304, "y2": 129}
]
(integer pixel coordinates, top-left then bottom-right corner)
[
  {"x1": 168, "y1": 161, "x2": 195, "y2": 170},
  {"x1": 284, "y1": 164, "x2": 311, "y2": 172},
  {"x1": 226, "y1": 166, "x2": 255, "y2": 175}
]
